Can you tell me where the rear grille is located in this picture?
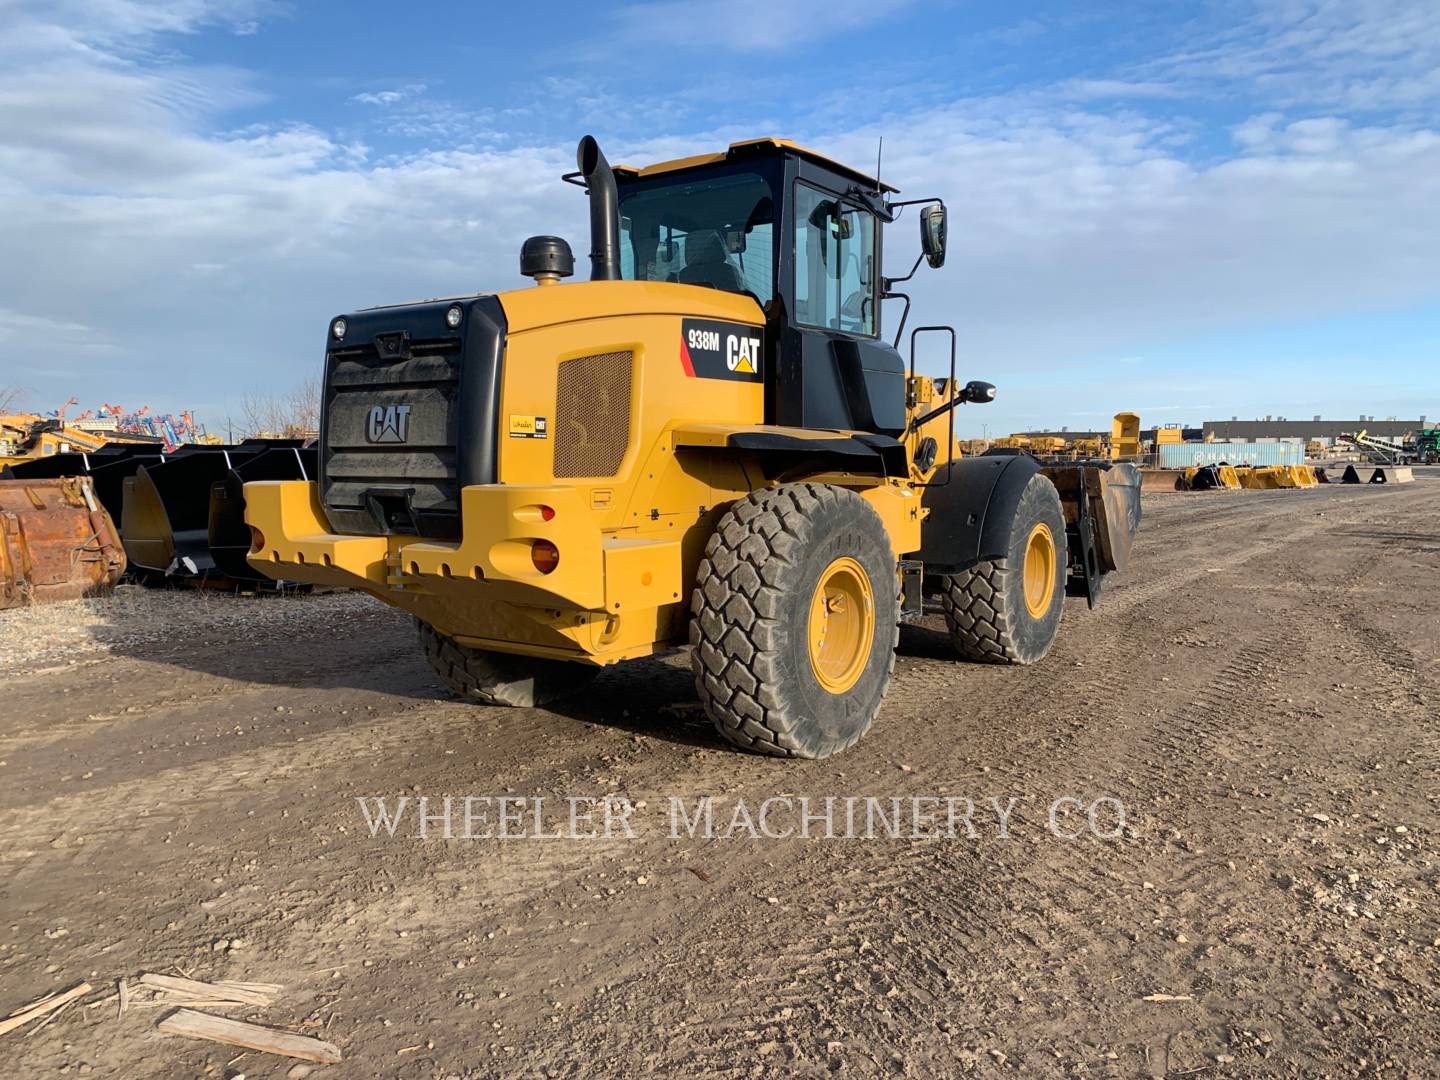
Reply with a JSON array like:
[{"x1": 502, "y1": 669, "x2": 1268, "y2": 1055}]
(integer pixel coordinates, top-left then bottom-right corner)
[
  {"x1": 316, "y1": 297, "x2": 508, "y2": 540},
  {"x1": 323, "y1": 343, "x2": 460, "y2": 534},
  {"x1": 553, "y1": 351, "x2": 633, "y2": 478}
]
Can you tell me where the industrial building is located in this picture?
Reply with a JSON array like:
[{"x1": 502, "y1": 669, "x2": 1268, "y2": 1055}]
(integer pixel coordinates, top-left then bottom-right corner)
[{"x1": 1202, "y1": 417, "x2": 1428, "y2": 442}]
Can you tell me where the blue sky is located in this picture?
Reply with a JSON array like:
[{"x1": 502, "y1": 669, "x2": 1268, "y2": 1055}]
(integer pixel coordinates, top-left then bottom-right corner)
[{"x1": 1, "y1": 0, "x2": 1437, "y2": 435}]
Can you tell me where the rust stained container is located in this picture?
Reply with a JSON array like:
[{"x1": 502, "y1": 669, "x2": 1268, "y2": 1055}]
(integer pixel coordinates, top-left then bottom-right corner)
[{"x1": 0, "y1": 476, "x2": 126, "y2": 608}]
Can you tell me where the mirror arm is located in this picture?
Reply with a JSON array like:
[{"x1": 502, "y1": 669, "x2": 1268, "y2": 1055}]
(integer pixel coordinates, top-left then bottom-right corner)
[
  {"x1": 883, "y1": 251, "x2": 925, "y2": 289},
  {"x1": 909, "y1": 394, "x2": 966, "y2": 435},
  {"x1": 885, "y1": 196, "x2": 943, "y2": 213}
]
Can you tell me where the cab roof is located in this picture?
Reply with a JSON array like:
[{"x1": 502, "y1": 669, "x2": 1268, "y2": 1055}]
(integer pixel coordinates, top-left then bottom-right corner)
[{"x1": 613, "y1": 137, "x2": 900, "y2": 194}]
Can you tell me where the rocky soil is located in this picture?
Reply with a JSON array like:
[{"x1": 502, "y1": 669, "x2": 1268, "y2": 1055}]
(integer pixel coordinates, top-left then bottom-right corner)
[{"x1": 1, "y1": 479, "x2": 1436, "y2": 1078}]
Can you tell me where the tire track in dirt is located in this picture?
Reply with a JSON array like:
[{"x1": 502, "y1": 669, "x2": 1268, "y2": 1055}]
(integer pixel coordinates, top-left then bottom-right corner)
[
  {"x1": 6, "y1": 483, "x2": 1439, "y2": 1078},
  {"x1": 506, "y1": 484, "x2": 1440, "y2": 1078}
]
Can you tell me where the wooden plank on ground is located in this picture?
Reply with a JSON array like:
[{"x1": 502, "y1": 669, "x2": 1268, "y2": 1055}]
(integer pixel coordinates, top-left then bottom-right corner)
[
  {"x1": 157, "y1": 1009, "x2": 341, "y2": 1064},
  {"x1": 139, "y1": 974, "x2": 273, "y2": 1007},
  {"x1": 0, "y1": 983, "x2": 92, "y2": 1037}
]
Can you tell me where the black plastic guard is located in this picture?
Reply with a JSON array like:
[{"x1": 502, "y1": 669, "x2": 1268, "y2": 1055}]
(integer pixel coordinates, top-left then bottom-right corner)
[{"x1": 919, "y1": 453, "x2": 1041, "y2": 574}]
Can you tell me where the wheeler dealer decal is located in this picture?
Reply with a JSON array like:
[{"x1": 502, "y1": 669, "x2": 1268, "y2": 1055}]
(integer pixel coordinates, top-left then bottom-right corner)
[
  {"x1": 509, "y1": 414, "x2": 548, "y2": 439},
  {"x1": 680, "y1": 319, "x2": 763, "y2": 382}
]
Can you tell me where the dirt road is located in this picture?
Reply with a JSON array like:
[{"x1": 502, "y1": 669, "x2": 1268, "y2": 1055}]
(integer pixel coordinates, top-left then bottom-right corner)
[{"x1": 2, "y1": 480, "x2": 1437, "y2": 1078}]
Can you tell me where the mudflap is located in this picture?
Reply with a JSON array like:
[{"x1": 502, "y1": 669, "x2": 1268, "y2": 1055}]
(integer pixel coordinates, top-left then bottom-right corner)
[{"x1": 1039, "y1": 462, "x2": 1141, "y2": 609}]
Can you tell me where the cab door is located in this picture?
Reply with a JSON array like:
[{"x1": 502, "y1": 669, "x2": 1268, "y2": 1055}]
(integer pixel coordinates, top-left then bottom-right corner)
[{"x1": 772, "y1": 165, "x2": 906, "y2": 436}]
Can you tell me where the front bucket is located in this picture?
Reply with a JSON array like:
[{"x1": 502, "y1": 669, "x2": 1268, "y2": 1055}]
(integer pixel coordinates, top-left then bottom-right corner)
[
  {"x1": 208, "y1": 446, "x2": 316, "y2": 582},
  {"x1": 1139, "y1": 468, "x2": 1186, "y2": 493},
  {"x1": 1369, "y1": 466, "x2": 1414, "y2": 484},
  {"x1": 120, "y1": 445, "x2": 269, "y2": 579},
  {"x1": 1042, "y1": 461, "x2": 1142, "y2": 574},
  {"x1": 4, "y1": 446, "x2": 162, "y2": 523},
  {"x1": 1237, "y1": 465, "x2": 1292, "y2": 489},
  {"x1": 0, "y1": 477, "x2": 126, "y2": 608}
]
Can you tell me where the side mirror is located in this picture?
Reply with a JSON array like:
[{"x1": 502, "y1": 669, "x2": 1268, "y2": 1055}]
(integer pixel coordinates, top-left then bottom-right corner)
[
  {"x1": 920, "y1": 203, "x2": 947, "y2": 269},
  {"x1": 961, "y1": 380, "x2": 995, "y2": 404}
]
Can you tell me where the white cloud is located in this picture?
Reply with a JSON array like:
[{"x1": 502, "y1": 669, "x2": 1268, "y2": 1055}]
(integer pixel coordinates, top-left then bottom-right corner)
[
  {"x1": 1156, "y1": 0, "x2": 1440, "y2": 111},
  {"x1": 609, "y1": 0, "x2": 915, "y2": 51},
  {"x1": 1061, "y1": 80, "x2": 1183, "y2": 101},
  {"x1": 0, "y1": 0, "x2": 1436, "y2": 427},
  {"x1": 352, "y1": 84, "x2": 427, "y2": 107}
]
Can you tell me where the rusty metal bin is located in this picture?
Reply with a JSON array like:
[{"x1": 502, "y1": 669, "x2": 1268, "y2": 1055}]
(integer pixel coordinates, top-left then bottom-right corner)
[{"x1": 0, "y1": 476, "x2": 126, "y2": 608}]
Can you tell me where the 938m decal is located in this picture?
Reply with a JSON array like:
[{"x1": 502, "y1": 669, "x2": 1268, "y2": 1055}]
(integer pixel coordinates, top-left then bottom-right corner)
[{"x1": 680, "y1": 319, "x2": 763, "y2": 382}]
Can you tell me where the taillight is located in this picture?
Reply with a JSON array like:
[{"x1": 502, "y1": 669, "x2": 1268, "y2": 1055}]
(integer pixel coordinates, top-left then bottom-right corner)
[
  {"x1": 531, "y1": 540, "x2": 559, "y2": 574},
  {"x1": 539, "y1": 505, "x2": 555, "y2": 522},
  {"x1": 248, "y1": 525, "x2": 265, "y2": 553}
]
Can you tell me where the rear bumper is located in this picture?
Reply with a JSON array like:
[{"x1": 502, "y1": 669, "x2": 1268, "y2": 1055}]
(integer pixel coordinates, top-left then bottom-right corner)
[{"x1": 244, "y1": 481, "x2": 683, "y2": 660}]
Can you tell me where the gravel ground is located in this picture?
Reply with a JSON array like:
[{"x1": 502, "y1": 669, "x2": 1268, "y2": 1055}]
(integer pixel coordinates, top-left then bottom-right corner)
[
  {"x1": 1, "y1": 479, "x2": 1437, "y2": 1078},
  {"x1": 0, "y1": 587, "x2": 382, "y2": 671}
]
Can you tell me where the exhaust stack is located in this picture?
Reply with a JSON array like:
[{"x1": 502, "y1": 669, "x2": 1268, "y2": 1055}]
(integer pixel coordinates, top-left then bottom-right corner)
[{"x1": 577, "y1": 135, "x2": 620, "y2": 282}]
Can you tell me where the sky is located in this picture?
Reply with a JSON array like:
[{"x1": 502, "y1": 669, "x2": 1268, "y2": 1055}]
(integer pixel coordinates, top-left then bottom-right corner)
[{"x1": 1, "y1": 0, "x2": 1438, "y2": 437}]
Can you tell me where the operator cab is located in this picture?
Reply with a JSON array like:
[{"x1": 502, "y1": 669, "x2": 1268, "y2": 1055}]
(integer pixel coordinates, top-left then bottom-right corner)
[{"x1": 606, "y1": 139, "x2": 946, "y2": 439}]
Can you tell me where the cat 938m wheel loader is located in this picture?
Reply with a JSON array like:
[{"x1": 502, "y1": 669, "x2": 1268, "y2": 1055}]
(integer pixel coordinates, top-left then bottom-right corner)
[{"x1": 245, "y1": 135, "x2": 1141, "y2": 758}]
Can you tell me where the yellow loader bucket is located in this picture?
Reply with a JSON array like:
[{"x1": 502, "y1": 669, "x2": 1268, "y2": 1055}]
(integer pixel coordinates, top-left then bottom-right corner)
[
  {"x1": 1182, "y1": 464, "x2": 1240, "y2": 491},
  {"x1": 1236, "y1": 465, "x2": 1292, "y2": 489},
  {"x1": 1287, "y1": 465, "x2": 1317, "y2": 488}
]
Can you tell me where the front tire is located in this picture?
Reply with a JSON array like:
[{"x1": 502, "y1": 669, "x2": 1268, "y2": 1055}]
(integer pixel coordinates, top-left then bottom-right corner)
[
  {"x1": 418, "y1": 621, "x2": 596, "y2": 708},
  {"x1": 941, "y1": 472, "x2": 1067, "y2": 665},
  {"x1": 689, "y1": 483, "x2": 899, "y2": 758}
]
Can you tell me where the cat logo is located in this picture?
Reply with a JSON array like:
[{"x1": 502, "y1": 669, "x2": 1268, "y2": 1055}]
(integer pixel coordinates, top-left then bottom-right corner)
[
  {"x1": 725, "y1": 333, "x2": 760, "y2": 374},
  {"x1": 366, "y1": 403, "x2": 412, "y2": 444}
]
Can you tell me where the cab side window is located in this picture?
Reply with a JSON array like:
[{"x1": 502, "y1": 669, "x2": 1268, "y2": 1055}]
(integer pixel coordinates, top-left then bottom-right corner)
[{"x1": 793, "y1": 183, "x2": 876, "y2": 336}]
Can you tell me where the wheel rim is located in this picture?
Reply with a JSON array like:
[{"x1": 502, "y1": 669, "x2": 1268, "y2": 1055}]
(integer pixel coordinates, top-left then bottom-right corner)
[
  {"x1": 807, "y1": 557, "x2": 875, "y2": 694},
  {"x1": 1022, "y1": 522, "x2": 1057, "y2": 618}
]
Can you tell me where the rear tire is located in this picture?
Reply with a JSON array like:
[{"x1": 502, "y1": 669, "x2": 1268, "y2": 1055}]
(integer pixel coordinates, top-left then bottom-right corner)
[
  {"x1": 941, "y1": 473, "x2": 1067, "y2": 665},
  {"x1": 689, "y1": 483, "x2": 899, "y2": 758},
  {"x1": 418, "y1": 621, "x2": 596, "y2": 708}
]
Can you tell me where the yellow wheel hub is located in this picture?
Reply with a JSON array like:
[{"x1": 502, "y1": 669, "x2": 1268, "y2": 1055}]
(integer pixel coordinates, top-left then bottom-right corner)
[
  {"x1": 1022, "y1": 522, "x2": 1057, "y2": 618},
  {"x1": 807, "y1": 557, "x2": 875, "y2": 694}
]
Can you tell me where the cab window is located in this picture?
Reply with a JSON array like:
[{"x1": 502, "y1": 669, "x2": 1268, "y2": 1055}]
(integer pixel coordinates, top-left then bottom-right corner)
[
  {"x1": 618, "y1": 172, "x2": 774, "y2": 301},
  {"x1": 793, "y1": 182, "x2": 876, "y2": 336}
]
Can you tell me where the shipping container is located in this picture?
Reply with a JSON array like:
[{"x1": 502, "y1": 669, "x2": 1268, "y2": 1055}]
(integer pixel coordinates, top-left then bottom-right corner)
[{"x1": 1159, "y1": 441, "x2": 1305, "y2": 468}]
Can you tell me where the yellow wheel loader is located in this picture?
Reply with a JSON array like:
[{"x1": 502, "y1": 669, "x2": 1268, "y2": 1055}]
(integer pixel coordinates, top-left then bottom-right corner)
[{"x1": 245, "y1": 136, "x2": 1140, "y2": 758}]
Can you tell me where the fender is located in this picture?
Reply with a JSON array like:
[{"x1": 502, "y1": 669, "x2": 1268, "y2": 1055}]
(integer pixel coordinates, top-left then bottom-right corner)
[
  {"x1": 672, "y1": 424, "x2": 908, "y2": 477},
  {"x1": 918, "y1": 453, "x2": 1041, "y2": 574}
]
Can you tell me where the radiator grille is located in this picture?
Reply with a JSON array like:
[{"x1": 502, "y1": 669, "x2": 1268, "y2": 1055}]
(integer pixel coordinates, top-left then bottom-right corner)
[
  {"x1": 322, "y1": 343, "x2": 460, "y2": 535},
  {"x1": 553, "y1": 351, "x2": 632, "y2": 478}
]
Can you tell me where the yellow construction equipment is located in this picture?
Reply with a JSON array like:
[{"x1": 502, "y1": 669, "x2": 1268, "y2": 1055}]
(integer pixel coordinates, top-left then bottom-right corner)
[
  {"x1": 245, "y1": 135, "x2": 1142, "y2": 758},
  {"x1": 1182, "y1": 465, "x2": 1241, "y2": 491},
  {"x1": 1155, "y1": 426, "x2": 1183, "y2": 446},
  {"x1": 1110, "y1": 412, "x2": 1141, "y2": 459},
  {"x1": 1235, "y1": 465, "x2": 1294, "y2": 489},
  {"x1": 1026, "y1": 436, "x2": 1067, "y2": 455},
  {"x1": 1, "y1": 411, "x2": 159, "y2": 469}
]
